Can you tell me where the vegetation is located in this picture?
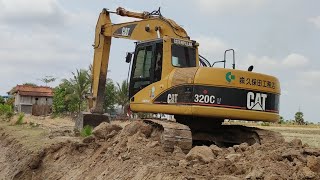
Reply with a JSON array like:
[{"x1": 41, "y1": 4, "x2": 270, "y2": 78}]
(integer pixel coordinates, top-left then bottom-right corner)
[
  {"x1": 295, "y1": 111, "x2": 305, "y2": 125},
  {"x1": 80, "y1": 125, "x2": 93, "y2": 137},
  {"x1": 39, "y1": 76, "x2": 56, "y2": 86},
  {"x1": 15, "y1": 113, "x2": 25, "y2": 125},
  {"x1": 0, "y1": 104, "x2": 14, "y2": 121},
  {"x1": 53, "y1": 69, "x2": 90, "y2": 114},
  {"x1": 116, "y1": 80, "x2": 129, "y2": 113},
  {"x1": 104, "y1": 79, "x2": 117, "y2": 113},
  {"x1": 261, "y1": 122, "x2": 270, "y2": 126},
  {"x1": 29, "y1": 122, "x2": 40, "y2": 128},
  {"x1": 52, "y1": 66, "x2": 130, "y2": 117},
  {"x1": 0, "y1": 96, "x2": 5, "y2": 104},
  {"x1": 70, "y1": 69, "x2": 91, "y2": 113},
  {"x1": 278, "y1": 116, "x2": 285, "y2": 124}
]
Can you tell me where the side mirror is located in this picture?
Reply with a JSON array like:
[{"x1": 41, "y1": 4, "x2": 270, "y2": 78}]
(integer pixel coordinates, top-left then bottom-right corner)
[
  {"x1": 125, "y1": 52, "x2": 133, "y2": 63},
  {"x1": 248, "y1": 65, "x2": 254, "y2": 72}
]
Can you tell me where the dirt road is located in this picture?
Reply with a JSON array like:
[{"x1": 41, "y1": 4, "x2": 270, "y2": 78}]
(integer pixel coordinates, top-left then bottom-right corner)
[{"x1": 0, "y1": 116, "x2": 320, "y2": 179}]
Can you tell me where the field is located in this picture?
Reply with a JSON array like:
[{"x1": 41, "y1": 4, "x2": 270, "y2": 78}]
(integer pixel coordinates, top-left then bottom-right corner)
[
  {"x1": 260, "y1": 126, "x2": 320, "y2": 148},
  {"x1": 0, "y1": 115, "x2": 319, "y2": 179}
]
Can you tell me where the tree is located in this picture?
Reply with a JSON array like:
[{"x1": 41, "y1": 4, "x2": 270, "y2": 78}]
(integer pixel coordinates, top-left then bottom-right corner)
[
  {"x1": 5, "y1": 97, "x2": 14, "y2": 109},
  {"x1": 295, "y1": 111, "x2": 305, "y2": 125},
  {"x1": 70, "y1": 69, "x2": 91, "y2": 113},
  {"x1": 39, "y1": 76, "x2": 56, "y2": 86},
  {"x1": 278, "y1": 116, "x2": 285, "y2": 124},
  {"x1": 52, "y1": 69, "x2": 90, "y2": 114},
  {"x1": 0, "y1": 96, "x2": 5, "y2": 104},
  {"x1": 23, "y1": 83, "x2": 38, "y2": 86},
  {"x1": 104, "y1": 79, "x2": 116, "y2": 113},
  {"x1": 53, "y1": 83, "x2": 67, "y2": 114},
  {"x1": 116, "y1": 80, "x2": 129, "y2": 114}
]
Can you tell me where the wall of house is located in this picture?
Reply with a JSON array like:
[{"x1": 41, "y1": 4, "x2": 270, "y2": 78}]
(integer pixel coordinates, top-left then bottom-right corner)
[
  {"x1": 31, "y1": 97, "x2": 53, "y2": 105},
  {"x1": 14, "y1": 94, "x2": 53, "y2": 115},
  {"x1": 14, "y1": 94, "x2": 21, "y2": 106},
  {"x1": 16, "y1": 95, "x2": 53, "y2": 105}
]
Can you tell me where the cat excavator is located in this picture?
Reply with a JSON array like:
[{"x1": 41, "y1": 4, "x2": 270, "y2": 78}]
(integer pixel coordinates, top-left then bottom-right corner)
[{"x1": 76, "y1": 7, "x2": 283, "y2": 153}]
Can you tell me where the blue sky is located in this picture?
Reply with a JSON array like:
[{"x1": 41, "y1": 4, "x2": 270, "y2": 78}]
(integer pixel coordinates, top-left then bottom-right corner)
[{"x1": 0, "y1": 0, "x2": 319, "y2": 122}]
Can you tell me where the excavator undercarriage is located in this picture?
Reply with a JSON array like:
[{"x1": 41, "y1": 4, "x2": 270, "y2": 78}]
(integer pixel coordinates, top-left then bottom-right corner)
[{"x1": 143, "y1": 117, "x2": 284, "y2": 153}]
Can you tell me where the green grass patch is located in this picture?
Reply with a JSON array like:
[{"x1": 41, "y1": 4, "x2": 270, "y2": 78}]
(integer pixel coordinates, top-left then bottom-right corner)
[
  {"x1": 15, "y1": 113, "x2": 25, "y2": 125},
  {"x1": 80, "y1": 125, "x2": 93, "y2": 137},
  {"x1": 261, "y1": 122, "x2": 270, "y2": 126}
]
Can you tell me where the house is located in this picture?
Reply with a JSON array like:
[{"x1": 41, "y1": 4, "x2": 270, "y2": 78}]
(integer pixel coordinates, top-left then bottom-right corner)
[{"x1": 10, "y1": 85, "x2": 53, "y2": 116}]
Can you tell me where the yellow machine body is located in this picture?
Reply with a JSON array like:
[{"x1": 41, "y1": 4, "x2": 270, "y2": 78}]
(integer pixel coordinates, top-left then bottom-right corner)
[{"x1": 85, "y1": 7, "x2": 281, "y2": 127}]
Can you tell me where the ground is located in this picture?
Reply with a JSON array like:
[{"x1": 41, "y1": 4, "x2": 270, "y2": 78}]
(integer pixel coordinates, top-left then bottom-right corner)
[{"x1": 1, "y1": 115, "x2": 320, "y2": 180}]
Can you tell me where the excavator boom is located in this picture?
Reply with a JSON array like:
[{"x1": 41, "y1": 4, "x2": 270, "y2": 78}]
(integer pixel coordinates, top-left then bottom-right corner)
[{"x1": 76, "y1": 7, "x2": 192, "y2": 130}]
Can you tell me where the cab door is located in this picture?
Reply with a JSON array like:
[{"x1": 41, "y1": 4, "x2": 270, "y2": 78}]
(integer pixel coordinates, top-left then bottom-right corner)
[{"x1": 129, "y1": 41, "x2": 163, "y2": 98}]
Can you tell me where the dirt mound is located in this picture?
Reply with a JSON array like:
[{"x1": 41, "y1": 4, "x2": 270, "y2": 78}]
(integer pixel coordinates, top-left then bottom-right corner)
[{"x1": 1, "y1": 120, "x2": 320, "y2": 179}]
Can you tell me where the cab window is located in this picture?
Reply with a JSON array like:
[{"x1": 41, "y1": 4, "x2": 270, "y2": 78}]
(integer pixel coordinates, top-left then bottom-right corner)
[{"x1": 172, "y1": 44, "x2": 196, "y2": 67}]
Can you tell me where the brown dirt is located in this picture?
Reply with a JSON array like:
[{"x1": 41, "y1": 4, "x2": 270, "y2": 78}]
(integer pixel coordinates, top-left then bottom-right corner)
[{"x1": 1, "y1": 117, "x2": 320, "y2": 180}]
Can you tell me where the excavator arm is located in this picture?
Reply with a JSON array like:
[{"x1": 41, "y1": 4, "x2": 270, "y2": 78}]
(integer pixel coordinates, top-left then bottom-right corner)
[
  {"x1": 76, "y1": 7, "x2": 191, "y2": 130},
  {"x1": 89, "y1": 7, "x2": 190, "y2": 114}
]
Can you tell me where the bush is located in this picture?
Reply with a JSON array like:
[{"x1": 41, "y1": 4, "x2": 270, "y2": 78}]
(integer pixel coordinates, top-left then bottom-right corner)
[
  {"x1": 15, "y1": 113, "x2": 25, "y2": 125},
  {"x1": 80, "y1": 125, "x2": 93, "y2": 137},
  {"x1": 261, "y1": 122, "x2": 270, "y2": 126},
  {"x1": 0, "y1": 104, "x2": 11, "y2": 115},
  {"x1": 29, "y1": 122, "x2": 40, "y2": 128},
  {"x1": 0, "y1": 104, "x2": 13, "y2": 120}
]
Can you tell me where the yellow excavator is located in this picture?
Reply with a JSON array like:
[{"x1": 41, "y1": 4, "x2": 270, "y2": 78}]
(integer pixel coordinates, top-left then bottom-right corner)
[{"x1": 76, "y1": 7, "x2": 282, "y2": 152}]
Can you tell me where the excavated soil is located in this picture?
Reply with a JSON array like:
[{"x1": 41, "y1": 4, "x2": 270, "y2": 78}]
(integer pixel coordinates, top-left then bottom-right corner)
[{"x1": 1, "y1": 118, "x2": 320, "y2": 180}]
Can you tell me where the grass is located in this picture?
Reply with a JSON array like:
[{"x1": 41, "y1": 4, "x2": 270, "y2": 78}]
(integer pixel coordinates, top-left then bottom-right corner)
[
  {"x1": 15, "y1": 113, "x2": 25, "y2": 125},
  {"x1": 29, "y1": 122, "x2": 40, "y2": 128},
  {"x1": 80, "y1": 125, "x2": 93, "y2": 137},
  {"x1": 261, "y1": 122, "x2": 270, "y2": 126}
]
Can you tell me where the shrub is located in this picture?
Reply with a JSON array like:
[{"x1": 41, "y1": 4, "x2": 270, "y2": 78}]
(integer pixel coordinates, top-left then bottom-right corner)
[
  {"x1": 80, "y1": 125, "x2": 93, "y2": 137},
  {"x1": 0, "y1": 104, "x2": 11, "y2": 115},
  {"x1": 261, "y1": 122, "x2": 270, "y2": 126},
  {"x1": 15, "y1": 113, "x2": 25, "y2": 125},
  {"x1": 0, "y1": 104, "x2": 13, "y2": 121},
  {"x1": 29, "y1": 122, "x2": 40, "y2": 128},
  {"x1": 5, "y1": 111, "x2": 14, "y2": 120}
]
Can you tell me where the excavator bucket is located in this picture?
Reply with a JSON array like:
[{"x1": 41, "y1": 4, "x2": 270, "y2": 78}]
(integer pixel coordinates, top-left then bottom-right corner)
[{"x1": 75, "y1": 112, "x2": 110, "y2": 131}]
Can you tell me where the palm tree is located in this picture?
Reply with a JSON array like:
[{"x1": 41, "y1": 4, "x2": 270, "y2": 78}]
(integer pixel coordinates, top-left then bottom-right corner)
[
  {"x1": 69, "y1": 69, "x2": 91, "y2": 113},
  {"x1": 116, "y1": 80, "x2": 129, "y2": 114}
]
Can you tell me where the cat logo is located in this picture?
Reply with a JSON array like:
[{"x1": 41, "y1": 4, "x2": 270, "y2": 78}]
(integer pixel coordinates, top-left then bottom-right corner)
[
  {"x1": 121, "y1": 27, "x2": 130, "y2": 36},
  {"x1": 113, "y1": 24, "x2": 137, "y2": 37},
  {"x1": 167, "y1": 94, "x2": 178, "y2": 104},
  {"x1": 247, "y1": 92, "x2": 267, "y2": 111}
]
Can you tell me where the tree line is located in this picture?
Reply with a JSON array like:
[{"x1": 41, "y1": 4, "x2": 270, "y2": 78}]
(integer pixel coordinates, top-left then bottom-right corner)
[{"x1": 52, "y1": 68, "x2": 129, "y2": 115}]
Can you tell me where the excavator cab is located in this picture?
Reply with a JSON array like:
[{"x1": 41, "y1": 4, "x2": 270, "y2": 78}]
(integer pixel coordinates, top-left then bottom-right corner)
[
  {"x1": 128, "y1": 39, "x2": 163, "y2": 98},
  {"x1": 128, "y1": 38, "x2": 198, "y2": 99}
]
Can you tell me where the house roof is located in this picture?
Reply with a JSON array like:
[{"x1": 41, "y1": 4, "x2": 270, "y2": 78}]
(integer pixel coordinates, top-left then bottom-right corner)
[{"x1": 12, "y1": 85, "x2": 53, "y2": 97}]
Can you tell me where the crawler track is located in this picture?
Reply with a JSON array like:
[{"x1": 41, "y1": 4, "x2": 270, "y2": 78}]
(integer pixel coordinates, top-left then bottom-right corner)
[
  {"x1": 143, "y1": 119, "x2": 192, "y2": 153},
  {"x1": 143, "y1": 119, "x2": 284, "y2": 153},
  {"x1": 192, "y1": 125, "x2": 285, "y2": 147}
]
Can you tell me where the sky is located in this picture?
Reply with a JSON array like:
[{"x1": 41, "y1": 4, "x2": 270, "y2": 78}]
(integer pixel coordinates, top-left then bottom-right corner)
[{"x1": 0, "y1": 0, "x2": 319, "y2": 122}]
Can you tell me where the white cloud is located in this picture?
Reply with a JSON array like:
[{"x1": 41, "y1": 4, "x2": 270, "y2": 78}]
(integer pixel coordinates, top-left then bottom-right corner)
[
  {"x1": 0, "y1": 0, "x2": 93, "y2": 94},
  {"x1": 0, "y1": 0, "x2": 66, "y2": 27},
  {"x1": 282, "y1": 53, "x2": 309, "y2": 67},
  {"x1": 195, "y1": 0, "x2": 266, "y2": 14},
  {"x1": 296, "y1": 70, "x2": 320, "y2": 87},
  {"x1": 195, "y1": 36, "x2": 229, "y2": 61},
  {"x1": 308, "y1": 16, "x2": 320, "y2": 29},
  {"x1": 240, "y1": 53, "x2": 309, "y2": 73}
]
